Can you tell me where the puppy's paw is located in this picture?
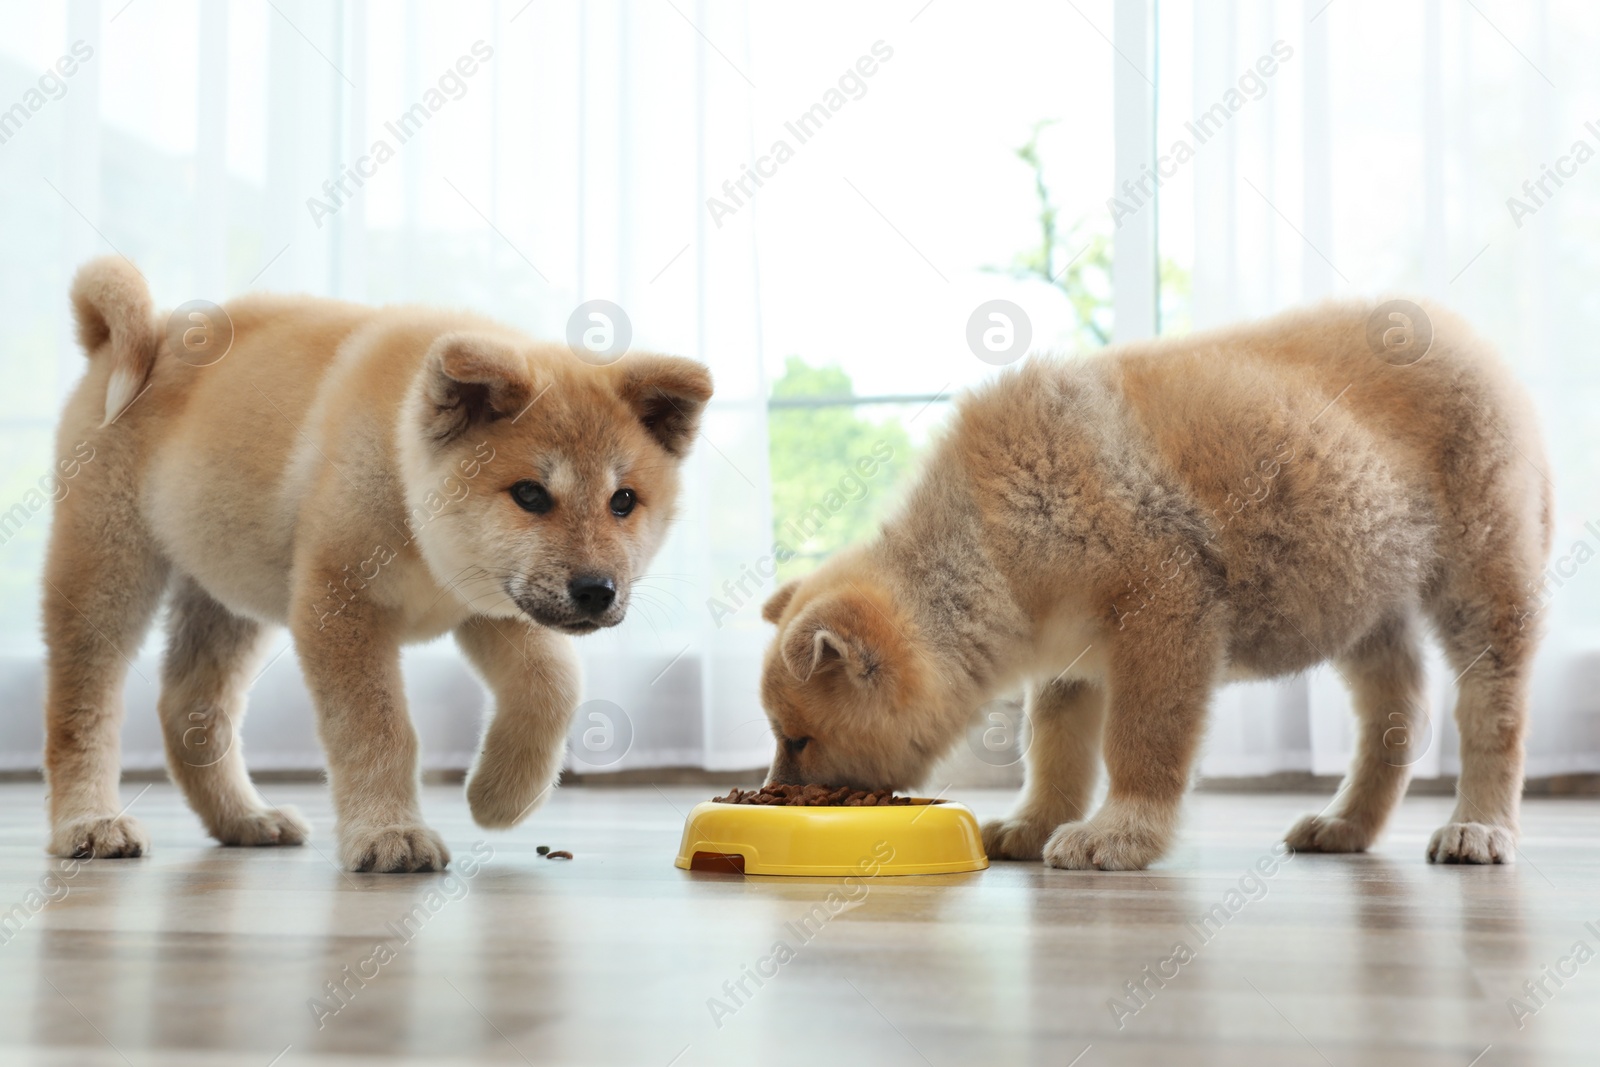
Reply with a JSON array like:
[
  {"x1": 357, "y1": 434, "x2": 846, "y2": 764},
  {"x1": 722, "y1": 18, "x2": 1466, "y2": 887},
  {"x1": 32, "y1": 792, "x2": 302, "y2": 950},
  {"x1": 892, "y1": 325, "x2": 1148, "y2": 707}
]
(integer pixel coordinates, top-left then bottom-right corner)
[
  {"x1": 49, "y1": 814, "x2": 150, "y2": 859},
  {"x1": 214, "y1": 806, "x2": 311, "y2": 847},
  {"x1": 1427, "y1": 821, "x2": 1515, "y2": 865},
  {"x1": 1043, "y1": 818, "x2": 1164, "y2": 871},
  {"x1": 466, "y1": 770, "x2": 550, "y2": 830},
  {"x1": 1284, "y1": 813, "x2": 1375, "y2": 854},
  {"x1": 340, "y1": 823, "x2": 451, "y2": 873},
  {"x1": 981, "y1": 815, "x2": 1058, "y2": 860}
]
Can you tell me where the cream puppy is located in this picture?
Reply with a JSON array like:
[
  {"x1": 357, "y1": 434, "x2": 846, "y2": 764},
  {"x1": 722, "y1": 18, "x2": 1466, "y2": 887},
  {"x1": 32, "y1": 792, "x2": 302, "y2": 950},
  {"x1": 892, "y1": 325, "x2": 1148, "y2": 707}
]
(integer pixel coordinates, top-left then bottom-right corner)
[
  {"x1": 45, "y1": 258, "x2": 711, "y2": 871},
  {"x1": 759, "y1": 300, "x2": 1550, "y2": 870}
]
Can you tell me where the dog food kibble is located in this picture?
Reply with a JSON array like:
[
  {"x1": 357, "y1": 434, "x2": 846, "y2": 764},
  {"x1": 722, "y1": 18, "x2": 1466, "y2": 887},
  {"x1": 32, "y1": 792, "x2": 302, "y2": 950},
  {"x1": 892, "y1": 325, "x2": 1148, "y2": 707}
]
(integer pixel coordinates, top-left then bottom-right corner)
[
  {"x1": 545, "y1": 850, "x2": 573, "y2": 860},
  {"x1": 711, "y1": 783, "x2": 913, "y2": 807}
]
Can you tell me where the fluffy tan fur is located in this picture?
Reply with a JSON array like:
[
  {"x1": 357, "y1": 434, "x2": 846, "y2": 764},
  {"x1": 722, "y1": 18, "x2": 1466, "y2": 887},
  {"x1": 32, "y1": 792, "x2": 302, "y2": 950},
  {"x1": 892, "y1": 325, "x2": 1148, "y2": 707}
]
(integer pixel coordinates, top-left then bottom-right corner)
[
  {"x1": 760, "y1": 300, "x2": 1551, "y2": 870},
  {"x1": 44, "y1": 257, "x2": 711, "y2": 871}
]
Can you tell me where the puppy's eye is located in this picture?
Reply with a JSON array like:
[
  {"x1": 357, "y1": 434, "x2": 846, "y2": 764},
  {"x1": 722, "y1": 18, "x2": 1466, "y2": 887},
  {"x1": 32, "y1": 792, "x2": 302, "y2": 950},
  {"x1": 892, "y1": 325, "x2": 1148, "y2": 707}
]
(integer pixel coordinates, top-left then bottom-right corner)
[
  {"x1": 510, "y1": 481, "x2": 553, "y2": 514},
  {"x1": 610, "y1": 488, "x2": 637, "y2": 517},
  {"x1": 784, "y1": 736, "x2": 810, "y2": 755}
]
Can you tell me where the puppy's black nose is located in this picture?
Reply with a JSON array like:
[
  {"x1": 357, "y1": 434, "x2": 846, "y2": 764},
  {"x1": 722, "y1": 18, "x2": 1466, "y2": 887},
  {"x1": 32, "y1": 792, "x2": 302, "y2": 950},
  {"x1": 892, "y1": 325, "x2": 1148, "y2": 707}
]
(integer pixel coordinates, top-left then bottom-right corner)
[{"x1": 568, "y1": 575, "x2": 617, "y2": 616}]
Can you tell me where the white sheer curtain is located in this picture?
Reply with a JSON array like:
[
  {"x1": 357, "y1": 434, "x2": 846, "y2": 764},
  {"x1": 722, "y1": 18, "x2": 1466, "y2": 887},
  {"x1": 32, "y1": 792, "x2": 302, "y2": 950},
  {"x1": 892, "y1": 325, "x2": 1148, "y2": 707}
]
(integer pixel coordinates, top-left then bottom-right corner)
[
  {"x1": 0, "y1": 0, "x2": 774, "y2": 774},
  {"x1": 1148, "y1": 0, "x2": 1600, "y2": 779},
  {"x1": 7, "y1": 0, "x2": 1597, "y2": 783}
]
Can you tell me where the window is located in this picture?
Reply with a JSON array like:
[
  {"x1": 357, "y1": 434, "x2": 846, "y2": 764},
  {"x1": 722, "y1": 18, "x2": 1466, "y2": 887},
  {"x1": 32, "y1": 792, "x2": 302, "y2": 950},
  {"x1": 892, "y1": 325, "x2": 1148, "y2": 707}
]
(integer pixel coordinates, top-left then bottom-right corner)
[{"x1": 749, "y1": 1, "x2": 1117, "y2": 576}]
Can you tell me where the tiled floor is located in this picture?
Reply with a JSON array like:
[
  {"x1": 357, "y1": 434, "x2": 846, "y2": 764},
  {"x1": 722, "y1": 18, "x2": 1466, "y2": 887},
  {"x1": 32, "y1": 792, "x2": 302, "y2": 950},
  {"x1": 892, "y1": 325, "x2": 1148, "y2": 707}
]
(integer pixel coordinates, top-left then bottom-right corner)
[{"x1": 1, "y1": 781, "x2": 1597, "y2": 1065}]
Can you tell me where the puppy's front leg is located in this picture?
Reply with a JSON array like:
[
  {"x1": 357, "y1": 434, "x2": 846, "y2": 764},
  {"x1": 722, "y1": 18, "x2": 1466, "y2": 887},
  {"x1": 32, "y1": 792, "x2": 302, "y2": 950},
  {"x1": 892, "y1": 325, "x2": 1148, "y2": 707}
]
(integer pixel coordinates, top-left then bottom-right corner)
[
  {"x1": 290, "y1": 589, "x2": 448, "y2": 873},
  {"x1": 455, "y1": 616, "x2": 580, "y2": 828},
  {"x1": 983, "y1": 678, "x2": 1106, "y2": 860},
  {"x1": 1043, "y1": 604, "x2": 1223, "y2": 871}
]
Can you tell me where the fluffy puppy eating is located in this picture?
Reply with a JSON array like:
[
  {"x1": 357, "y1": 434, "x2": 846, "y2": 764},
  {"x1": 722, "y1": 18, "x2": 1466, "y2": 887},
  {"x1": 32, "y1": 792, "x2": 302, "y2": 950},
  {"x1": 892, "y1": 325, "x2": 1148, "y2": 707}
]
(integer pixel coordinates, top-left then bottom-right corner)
[
  {"x1": 44, "y1": 258, "x2": 711, "y2": 871},
  {"x1": 759, "y1": 301, "x2": 1549, "y2": 870}
]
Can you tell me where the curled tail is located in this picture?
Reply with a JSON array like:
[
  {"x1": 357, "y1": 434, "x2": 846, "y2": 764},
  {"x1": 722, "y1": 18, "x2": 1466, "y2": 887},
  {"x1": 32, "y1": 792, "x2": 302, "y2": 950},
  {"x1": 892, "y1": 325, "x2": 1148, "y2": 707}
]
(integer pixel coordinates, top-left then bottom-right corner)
[{"x1": 70, "y1": 256, "x2": 156, "y2": 425}]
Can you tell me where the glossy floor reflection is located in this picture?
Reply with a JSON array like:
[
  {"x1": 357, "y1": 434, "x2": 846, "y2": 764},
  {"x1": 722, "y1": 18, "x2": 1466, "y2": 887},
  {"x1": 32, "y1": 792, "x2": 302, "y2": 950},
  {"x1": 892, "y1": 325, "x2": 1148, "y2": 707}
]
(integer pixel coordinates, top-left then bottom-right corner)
[{"x1": 1, "y1": 782, "x2": 1597, "y2": 1065}]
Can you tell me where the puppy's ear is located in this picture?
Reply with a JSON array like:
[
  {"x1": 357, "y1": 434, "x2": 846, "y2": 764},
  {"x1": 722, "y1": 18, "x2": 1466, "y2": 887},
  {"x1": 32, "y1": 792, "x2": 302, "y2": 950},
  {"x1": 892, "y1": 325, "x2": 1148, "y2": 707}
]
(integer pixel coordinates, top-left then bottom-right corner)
[
  {"x1": 613, "y1": 354, "x2": 713, "y2": 456},
  {"x1": 421, "y1": 332, "x2": 533, "y2": 442},
  {"x1": 780, "y1": 586, "x2": 905, "y2": 687},
  {"x1": 762, "y1": 579, "x2": 802, "y2": 624}
]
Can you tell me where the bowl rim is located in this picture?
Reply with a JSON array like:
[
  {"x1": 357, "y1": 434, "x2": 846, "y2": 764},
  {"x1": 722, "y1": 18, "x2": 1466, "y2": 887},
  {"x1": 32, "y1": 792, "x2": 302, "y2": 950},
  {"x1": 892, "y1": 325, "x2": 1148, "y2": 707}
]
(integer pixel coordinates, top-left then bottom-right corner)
[{"x1": 702, "y1": 796, "x2": 951, "y2": 810}]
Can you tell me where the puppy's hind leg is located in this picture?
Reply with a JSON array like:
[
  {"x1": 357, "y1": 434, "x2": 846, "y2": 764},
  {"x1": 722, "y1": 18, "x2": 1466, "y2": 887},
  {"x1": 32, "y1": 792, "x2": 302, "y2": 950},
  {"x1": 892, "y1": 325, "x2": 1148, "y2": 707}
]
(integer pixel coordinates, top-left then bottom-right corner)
[
  {"x1": 983, "y1": 677, "x2": 1106, "y2": 860},
  {"x1": 159, "y1": 576, "x2": 309, "y2": 847},
  {"x1": 456, "y1": 616, "x2": 581, "y2": 829},
  {"x1": 1426, "y1": 583, "x2": 1540, "y2": 864},
  {"x1": 43, "y1": 480, "x2": 169, "y2": 858},
  {"x1": 1287, "y1": 611, "x2": 1427, "y2": 853}
]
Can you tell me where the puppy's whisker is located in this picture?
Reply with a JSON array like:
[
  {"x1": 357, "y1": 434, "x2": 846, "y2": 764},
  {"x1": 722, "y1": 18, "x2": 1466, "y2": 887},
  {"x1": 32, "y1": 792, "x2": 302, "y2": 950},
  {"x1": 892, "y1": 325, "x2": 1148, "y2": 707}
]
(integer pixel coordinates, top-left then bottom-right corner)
[
  {"x1": 632, "y1": 574, "x2": 696, "y2": 592},
  {"x1": 629, "y1": 591, "x2": 686, "y2": 622},
  {"x1": 629, "y1": 588, "x2": 686, "y2": 614},
  {"x1": 629, "y1": 602, "x2": 666, "y2": 644},
  {"x1": 423, "y1": 564, "x2": 497, "y2": 612},
  {"x1": 460, "y1": 586, "x2": 514, "y2": 608},
  {"x1": 628, "y1": 591, "x2": 672, "y2": 616},
  {"x1": 427, "y1": 568, "x2": 523, "y2": 616}
]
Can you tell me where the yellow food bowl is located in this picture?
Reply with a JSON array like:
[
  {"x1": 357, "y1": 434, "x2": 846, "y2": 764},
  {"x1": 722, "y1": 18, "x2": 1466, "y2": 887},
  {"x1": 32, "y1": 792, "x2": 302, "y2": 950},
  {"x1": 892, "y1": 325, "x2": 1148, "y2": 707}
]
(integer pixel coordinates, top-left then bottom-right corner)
[{"x1": 673, "y1": 798, "x2": 989, "y2": 876}]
